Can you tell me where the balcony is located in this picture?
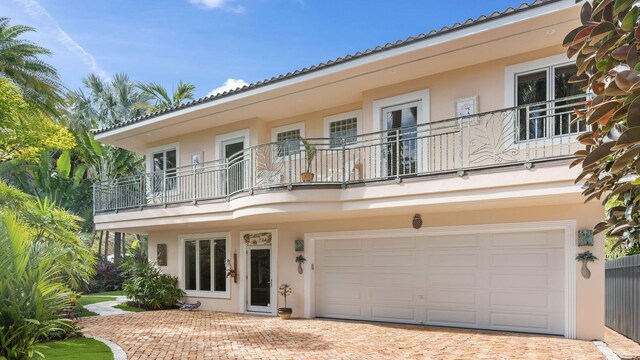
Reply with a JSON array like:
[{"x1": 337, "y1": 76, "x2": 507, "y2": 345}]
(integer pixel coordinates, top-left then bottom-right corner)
[{"x1": 94, "y1": 95, "x2": 587, "y2": 214}]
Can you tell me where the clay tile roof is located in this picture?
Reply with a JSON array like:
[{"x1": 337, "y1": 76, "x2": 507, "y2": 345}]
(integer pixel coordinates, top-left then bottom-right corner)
[{"x1": 93, "y1": 0, "x2": 561, "y2": 135}]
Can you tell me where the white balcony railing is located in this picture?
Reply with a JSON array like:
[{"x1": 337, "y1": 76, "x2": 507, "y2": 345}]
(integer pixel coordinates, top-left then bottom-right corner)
[{"x1": 94, "y1": 95, "x2": 588, "y2": 213}]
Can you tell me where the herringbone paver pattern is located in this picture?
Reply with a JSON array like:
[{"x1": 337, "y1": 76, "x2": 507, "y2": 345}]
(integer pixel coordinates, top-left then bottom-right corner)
[{"x1": 79, "y1": 311, "x2": 604, "y2": 360}]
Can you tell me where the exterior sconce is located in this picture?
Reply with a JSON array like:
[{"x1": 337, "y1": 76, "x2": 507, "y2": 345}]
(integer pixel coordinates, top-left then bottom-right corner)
[{"x1": 412, "y1": 214, "x2": 423, "y2": 229}]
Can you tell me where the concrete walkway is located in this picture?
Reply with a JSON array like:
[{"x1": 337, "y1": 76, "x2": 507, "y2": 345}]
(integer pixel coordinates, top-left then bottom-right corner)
[{"x1": 85, "y1": 296, "x2": 129, "y2": 316}]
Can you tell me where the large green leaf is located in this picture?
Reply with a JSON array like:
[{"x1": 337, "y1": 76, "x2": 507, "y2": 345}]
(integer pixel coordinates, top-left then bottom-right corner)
[
  {"x1": 613, "y1": 127, "x2": 640, "y2": 150},
  {"x1": 55, "y1": 150, "x2": 71, "y2": 179},
  {"x1": 582, "y1": 141, "x2": 617, "y2": 167}
]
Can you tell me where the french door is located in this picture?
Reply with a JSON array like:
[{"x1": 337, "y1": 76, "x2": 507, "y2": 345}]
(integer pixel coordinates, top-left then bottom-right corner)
[
  {"x1": 382, "y1": 101, "x2": 422, "y2": 177},
  {"x1": 247, "y1": 246, "x2": 272, "y2": 313},
  {"x1": 221, "y1": 138, "x2": 245, "y2": 194}
]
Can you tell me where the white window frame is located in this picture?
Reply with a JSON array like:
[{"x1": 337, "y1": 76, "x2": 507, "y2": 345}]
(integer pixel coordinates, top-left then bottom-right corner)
[
  {"x1": 146, "y1": 142, "x2": 180, "y2": 174},
  {"x1": 178, "y1": 232, "x2": 231, "y2": 299},
  {"x1": 271, "y1": 122, "x2": 306, "y2": 159},
  {"x1": 323, "y1": 110, "x2": 362, "y2": 148},
  {"x1": 214, "y1": 129, "x2": 250, "y2": 161},
  {"x1": 505, "y1": 54, "x2": 586, "y2": 146}
]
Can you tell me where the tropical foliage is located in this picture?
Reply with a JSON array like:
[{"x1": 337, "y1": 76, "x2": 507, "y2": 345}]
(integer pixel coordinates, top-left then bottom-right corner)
[
  {"x1": 121, "y1": 259, "x2": 184, "y2": 310},
  {"x1": 564, "y1": 0, "x2": 640, "y2": 253},
  {"x1": 0, "y1": 79, "x2": 74, "y2": 163},
  {"x1": 0, "y1": 211, "x2": 74, "y2": 360},
  {"x1": 0, "y1": 17, "x2": 65, "y2": 117},
  {"x1": 136, "y1": 81, "x2": 196, "y2": 112}
]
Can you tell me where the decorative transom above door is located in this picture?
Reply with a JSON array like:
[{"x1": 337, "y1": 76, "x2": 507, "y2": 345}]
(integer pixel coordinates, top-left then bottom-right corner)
[{"x1": 243, "y1": 232, "x2": 272, "y2": 246}]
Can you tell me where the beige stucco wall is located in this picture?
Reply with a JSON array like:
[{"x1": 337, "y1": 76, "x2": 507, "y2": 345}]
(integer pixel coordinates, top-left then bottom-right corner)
[
  {"x1": 148, "y1": 201, "x2": 604, "y2": 341},
  {"x1": 146, "y1": 46, "x2": 564, "y2": 170}
]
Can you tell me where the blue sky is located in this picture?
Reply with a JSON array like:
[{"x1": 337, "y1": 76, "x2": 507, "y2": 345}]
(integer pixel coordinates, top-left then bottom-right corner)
[{"x1": 2, "y1": 0, "x2": 530, "y2": 98}]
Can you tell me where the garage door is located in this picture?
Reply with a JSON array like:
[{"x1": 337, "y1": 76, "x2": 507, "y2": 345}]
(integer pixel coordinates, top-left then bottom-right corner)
[{"x1": 315, "y1": 229, "x2": 565, "y2": 335}]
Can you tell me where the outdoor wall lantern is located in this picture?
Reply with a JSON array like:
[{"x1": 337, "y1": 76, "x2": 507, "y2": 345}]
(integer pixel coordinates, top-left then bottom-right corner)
[{"x1": 412, "y1": 214, "x2": 423, "y2": 229}]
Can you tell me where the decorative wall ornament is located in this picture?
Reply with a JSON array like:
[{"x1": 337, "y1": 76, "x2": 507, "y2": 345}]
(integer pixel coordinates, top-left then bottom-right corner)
[
  {"x1": 157, "y1": 244, "x2": 167, "y2": 266},
  {"x1": 295, "y1": 255, "x2": 306, "y2": 274},
  {"x1": 455, "y1": 96, "x2": 479, "y2": 124},
  {"x1": 412, "y1": 214, "x2": 423, "y2": 229},
  {"x1": 576, "y1": 251, "x2": 598, "y2": 279},
  {"x1": 295, "y1": 239, "x2": 304, "y2": 252},
  {"x1": 191, "y1": 151, "x2": 203, "y2": 168},
  {"x1": 469, "y1": 111, "x2": 519, "y2": 165},
  {"x1": 578, "y1": 230, "x2": 594, "y2": 247},
  {"x1": 243, "y1": 232, "x2": 272, "y2": 245}
]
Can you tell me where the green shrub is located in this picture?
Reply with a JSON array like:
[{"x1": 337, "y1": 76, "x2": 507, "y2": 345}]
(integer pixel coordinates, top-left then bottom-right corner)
[
  {"x1": 122, "y1": 259, "x2": 184, "y2": 310},
  {"x1": 0, "y1": 212, "x2": 73, "y2": 360}
]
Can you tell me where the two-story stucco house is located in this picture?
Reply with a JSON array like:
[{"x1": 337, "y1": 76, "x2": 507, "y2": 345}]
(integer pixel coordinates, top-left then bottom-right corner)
[{"x1": 92, "y1": 0, "x2": 604, "y2": 341}]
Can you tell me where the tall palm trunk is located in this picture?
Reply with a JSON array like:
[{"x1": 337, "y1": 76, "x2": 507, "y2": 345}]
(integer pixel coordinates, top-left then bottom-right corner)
[{"x1": 114, "y1": 232, "x2": 122, "y2": 264}]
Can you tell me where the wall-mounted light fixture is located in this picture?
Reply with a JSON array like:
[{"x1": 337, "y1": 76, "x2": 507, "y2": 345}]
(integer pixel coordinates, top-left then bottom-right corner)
[{"x1": 412, "y1": 214, "x2": 423, "y2": 229}]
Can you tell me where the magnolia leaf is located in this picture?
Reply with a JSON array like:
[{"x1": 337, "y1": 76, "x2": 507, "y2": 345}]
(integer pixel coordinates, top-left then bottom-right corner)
[
  {"x1": 587, "y1": 100, "x2": 619, "y2": 124},
  {"x1": 621, "y1": 5, "x2": 639, "y2": 31},
  {"x1": 581, "y1": 1, "x2": 593, "y2": 24},
  {"x1": 615, "y1": 70, "x2": 640, "y2": 92},
  {"x1": 628, "y1": 44, "x2": 639, "y2": 68},
  {"x1": 576, "y1": 169, "x2": 593, "y2": 184},
  {"x1": 627, "y1": 97, "x2": 640, "y2": 127},
  {"x1": 613, "y1": 0, "x2": 635, "y2": 17},
  {"x1": 563, "y1": 26, "x2": 588, "y2": 47},
  {"x1": 611, "y1": 145, "x2": 640, "y2": 173},
  {"x1": 612, "y1": 45, "x2": 633, "y2": 60},
  {"x1": 582, "y1": 141, "x2": 617, "y2": 167},
  {"x1": 595, "y1": 35, "x2": 621, "y2": 62},
  {"x1": 612, "y1": 127, "x2": 640, "y2": 150},
  {"x1": 605, "y1": 81, "x2": 630, "y2": 96},
  {"x1": 593, "y1": 221, "x2": 609, "y2": 234},
  {"x1": 593, "y1": 0, "x2": 614, "y2": 15},
  {"x1": 575, "y1": 149, "x2": 590, "y2": 157},
  {"x1": 570, "y1": 157, "x2": 585, "y2": 168}
]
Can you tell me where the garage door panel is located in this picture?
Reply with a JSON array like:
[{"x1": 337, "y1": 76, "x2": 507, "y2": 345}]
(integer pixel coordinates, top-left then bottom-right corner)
[
  {"x1": 427, "y1": 253, "x2": 479, "y2": 267},
  {"x1": 373, "y1": 237, "x2": 415, "y2": 249},
  {"x1": 318, "y1": 271, "x2": 362, "y2": 285},
  {"x1": 371, "y1": 254, "x2": 416, "y2": 267},
  {"x1": 372, "y1": 287, "x2": 416, "y2": 302},
  {"x1": 315, "y1": 228, "x2": 565, "y2": 335},
  {"x1": 323, "y1": 255, "x2": 363, "y2": 267},
  {"x1": 426, "y1": 271, "x2": 478, "y2": 288},
  {"x1": 372, "y1": 306, "x2": 416, "y2": 322},
  {"x1": 427, "y1": 290, "x2": 477, "y2": 305},
  {"x1": 322, "y1": 239, "x2": 363, "y2": 250},
  {"x1": 419, "y1": 235, "x2": 479, "y2": 249},
  {"x1": 427, "y1": 309, "x2": 478, "y2": 327}
]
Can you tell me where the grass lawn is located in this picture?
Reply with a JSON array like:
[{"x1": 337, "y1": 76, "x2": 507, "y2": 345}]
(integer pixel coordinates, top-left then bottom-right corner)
[
  {"x1": 114, "y1": 303, "x2": 144, "y2": 312},
  {"x1": 78, "y1": 296, "x2": 116, "y2": 306},
  {"x1": 38, "y1": 338, "x2": 113, "y2": 360},
  {"x1": 89, "y1": 290, "x2": 124, "y2": 296}
]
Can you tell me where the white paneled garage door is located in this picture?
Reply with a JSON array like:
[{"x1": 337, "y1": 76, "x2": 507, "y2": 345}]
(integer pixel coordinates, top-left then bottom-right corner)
[{"x1": 315, "y1": 229, "x2": 565, "y2": 335}]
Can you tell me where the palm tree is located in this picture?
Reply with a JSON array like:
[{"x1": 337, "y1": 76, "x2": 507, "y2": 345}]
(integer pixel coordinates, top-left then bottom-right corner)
[
  {"x1": 136, "y1": 81, "x2": 196, "y2": 112},
  {"x1": 0, "y1": 17, "x2": 65, "y2": 117}
]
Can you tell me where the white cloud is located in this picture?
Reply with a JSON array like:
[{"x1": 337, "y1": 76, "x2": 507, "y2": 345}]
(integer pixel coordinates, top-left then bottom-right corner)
[
  {"x1": 12, "y1": 0, "x2": 109, "y2": 80},
  {"x1": 207, "y1": 78, "x2": 250, "y2": 97},
  {"x1": 188, "y1": 0, "x2": 245, "y2": 13}
]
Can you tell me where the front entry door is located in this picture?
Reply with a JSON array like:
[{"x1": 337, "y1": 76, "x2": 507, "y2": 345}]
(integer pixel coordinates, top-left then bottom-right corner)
[
  {"x1": 247, "y1": 246, "x2": 272, "y2": 313},
  {"x1": 221, "y1": 139, "x2": 245, "y2": 194}
]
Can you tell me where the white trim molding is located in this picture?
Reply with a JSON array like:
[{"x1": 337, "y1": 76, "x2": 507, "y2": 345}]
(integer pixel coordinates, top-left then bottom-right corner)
[
  {"x1": 239, "y1": 229, "x2": 278, "y2": 316},
  {"x1": 323, "y1": 110, "x2": 363, "y2": 147},
  {"x1": 214, "y1": 128, "x2": 250, "y2": 161},
  {"x1": 372, "y1": 88, "x2": 430, "y2": 133},
  {"x1": 503, "y1": 53, "x2": 572, "y2": 108},
  {"x1": 304, "y1": 220, "x2": 577, "y2": 339},
  {"x1": 177, "y1": 232, "x2": 231, "y2": 299},
  {"x1": 145, "y1": 142, "x2": 179, "y2": 174}
]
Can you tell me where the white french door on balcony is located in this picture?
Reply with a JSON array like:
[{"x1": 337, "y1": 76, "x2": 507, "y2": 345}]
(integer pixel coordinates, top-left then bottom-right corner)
[
  {"x1": 381, "y1": 101, "x2": 425, "y2": 177},
  {"x1": 221, "y1": 138, "x2": 246, "y2": 194}
]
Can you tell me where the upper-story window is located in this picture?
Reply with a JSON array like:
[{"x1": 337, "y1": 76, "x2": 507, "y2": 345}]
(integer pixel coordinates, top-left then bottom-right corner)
[
  {"x1": 324, "y1": 110, "x2": 362, "y2": 148},
  {"x1": 515, "y1": 63, "x2": 586, "y2": 141},
  {"x1": 149, "y1": 145, "x2": 178, "y2": 191},
  {"x1": 272, "y1": 122, "x2": 305, "y2": 157}
]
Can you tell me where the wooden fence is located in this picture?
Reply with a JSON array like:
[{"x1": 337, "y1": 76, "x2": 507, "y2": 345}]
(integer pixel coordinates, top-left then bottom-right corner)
[{"x1": 605, "y1": 254, "x2": 640, "y2": 343}]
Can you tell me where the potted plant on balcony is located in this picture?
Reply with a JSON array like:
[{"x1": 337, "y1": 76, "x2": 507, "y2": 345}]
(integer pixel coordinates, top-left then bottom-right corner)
[
  {"x1": 277, "y1": 283, "x2": 293, "y2": 319},
  {"x1": 300, "y1": 139, "x2": 317, "y2": 182}
]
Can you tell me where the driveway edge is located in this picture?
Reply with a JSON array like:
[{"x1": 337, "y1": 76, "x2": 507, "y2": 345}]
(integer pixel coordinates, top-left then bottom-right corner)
[
  {"x1": 85, "y1": 334, "x2": 127, "y2": 360},
  {"x1": 593, "y1": 341, "x2": 621, "y2": 360}
]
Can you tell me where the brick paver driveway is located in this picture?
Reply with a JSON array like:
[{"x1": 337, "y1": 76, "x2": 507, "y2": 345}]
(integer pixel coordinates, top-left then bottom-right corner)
[{"x1": 79, "y1": 310, "x2": 604, "y2": 360}]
